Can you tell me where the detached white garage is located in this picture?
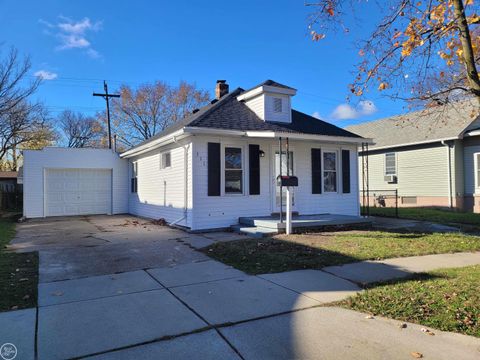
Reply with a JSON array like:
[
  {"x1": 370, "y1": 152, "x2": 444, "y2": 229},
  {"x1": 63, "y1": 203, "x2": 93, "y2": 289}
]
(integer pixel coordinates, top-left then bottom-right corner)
[{"x1": 23, "y1": 148, "x2": 128, "y2": 218}]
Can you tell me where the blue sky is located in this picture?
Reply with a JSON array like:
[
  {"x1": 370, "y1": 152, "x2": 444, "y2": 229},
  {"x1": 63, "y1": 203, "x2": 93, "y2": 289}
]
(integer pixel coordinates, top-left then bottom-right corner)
[{"x1": 0, "y1": 0, "x2": 407, "y2": 127}]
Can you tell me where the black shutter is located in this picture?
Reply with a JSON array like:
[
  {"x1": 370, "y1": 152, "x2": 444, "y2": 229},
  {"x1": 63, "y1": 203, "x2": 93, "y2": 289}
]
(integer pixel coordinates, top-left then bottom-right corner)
[
  {"x1": 342, "y1": 149, "x2": 351, "y2": 194},
  {"x1": 311, "y1": 148, "x2": 322, "y2": 194},
  {"x1": 208, "y1": 142, "x2": 221, "y2": 196},
  {"x1": 249, "y1": 144, "x2": 260, "y2": 195}
]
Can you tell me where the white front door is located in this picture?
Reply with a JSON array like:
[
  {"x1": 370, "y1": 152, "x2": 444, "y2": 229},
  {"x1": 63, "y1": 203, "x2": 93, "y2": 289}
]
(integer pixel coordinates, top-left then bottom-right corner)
[
  {"x1": 272, "y1": 150, "x2": 295, "y2": 213},
  {"x1": 45, "y1": 168, "x2": 112, "y2": 216}
]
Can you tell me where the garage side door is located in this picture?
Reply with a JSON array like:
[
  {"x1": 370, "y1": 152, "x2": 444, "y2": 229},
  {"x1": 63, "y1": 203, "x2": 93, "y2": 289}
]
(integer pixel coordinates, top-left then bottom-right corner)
[{"x1": 45, "y1": 169, "x2": 112, "y2": 216}]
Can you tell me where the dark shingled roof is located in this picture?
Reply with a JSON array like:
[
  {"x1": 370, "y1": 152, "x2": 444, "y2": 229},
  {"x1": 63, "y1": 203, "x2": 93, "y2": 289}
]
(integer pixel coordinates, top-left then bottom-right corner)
[
  {"x1": 128, "y1": 84, "x2": 362, "y2": 152},
  {"x1": 246, "y1": 79, "x2": 296, "y2": 91}
]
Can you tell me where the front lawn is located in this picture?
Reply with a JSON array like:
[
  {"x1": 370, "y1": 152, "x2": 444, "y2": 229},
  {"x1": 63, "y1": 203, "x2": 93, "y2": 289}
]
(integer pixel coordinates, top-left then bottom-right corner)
[
  {"x1": 367, "y1": 207, "x2": 480, "y2": 226},
  {"x1": 339, "y1": 265, "x2": 480, "y2": 337},
  {"x1": 202, "y1": 231, "x2": 480, "y2": 274},
  {"x1": 0, "y1": 216, "x2": 38, "y2": 312}
]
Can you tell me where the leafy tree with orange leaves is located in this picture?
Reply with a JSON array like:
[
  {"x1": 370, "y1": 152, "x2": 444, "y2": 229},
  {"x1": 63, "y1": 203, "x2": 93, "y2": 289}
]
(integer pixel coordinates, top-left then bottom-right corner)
[{"x1": 307, "y1": 0, "x2": 480, "y2": 107}]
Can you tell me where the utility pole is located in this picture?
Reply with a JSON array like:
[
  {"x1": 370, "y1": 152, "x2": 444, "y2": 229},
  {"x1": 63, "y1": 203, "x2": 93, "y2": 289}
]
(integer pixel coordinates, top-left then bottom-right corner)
[{"x1": 93, "y1": 81, "x2": 120, "y2": 149}]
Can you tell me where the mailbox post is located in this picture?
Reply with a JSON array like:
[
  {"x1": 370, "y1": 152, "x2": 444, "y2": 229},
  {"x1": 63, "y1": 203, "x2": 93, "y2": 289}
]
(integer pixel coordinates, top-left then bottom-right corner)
[
  {"x1": 276, "y1": 175, "x2": 298, "y2": 234},
  {"x1": 286, "y1": 187, "x2": 292, "y2": 234}
]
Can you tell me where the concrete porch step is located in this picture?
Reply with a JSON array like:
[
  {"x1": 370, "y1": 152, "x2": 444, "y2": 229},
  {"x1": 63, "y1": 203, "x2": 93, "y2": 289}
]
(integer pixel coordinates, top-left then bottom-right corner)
[
  {"x1": 239, "y1": 214, "x2": 372, "y2": 231},
  {"x1": 231, "y1": 224, "x2": 278, "y2": 238},
  {"x1": 238, "y1": 217, "x2": 282, "y2": 229}
]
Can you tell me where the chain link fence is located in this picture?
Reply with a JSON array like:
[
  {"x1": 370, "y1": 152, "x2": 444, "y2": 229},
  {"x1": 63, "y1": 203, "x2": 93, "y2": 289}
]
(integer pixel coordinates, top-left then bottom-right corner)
[{"x1": 361, "y1": 189, "x2": 398, "y2": 217}]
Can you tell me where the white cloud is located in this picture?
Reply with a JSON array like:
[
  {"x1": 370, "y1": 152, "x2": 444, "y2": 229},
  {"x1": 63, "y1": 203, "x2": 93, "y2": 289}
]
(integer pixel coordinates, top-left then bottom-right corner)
[
  {"x1": 330, "y1": 100, "x2": 377, "y2": 120},
  {"x1": 57, "y1": 17, "x2": 101, "y2": 35},
  {"x1": 312, "y1": 111, "x2": 321, "y2": 119},
  {"x1": 40, "y1": 16, "x2": 102, "y2": 58},
  {"x1": 86, "y1": 48, "x2": 100, "y2": 59},
  {"x1": 34, "y1": 70, "x2": 58, "y2": 80},
  {"x1": 58, "y1": 34, "x2": 91, "y2": 49}
]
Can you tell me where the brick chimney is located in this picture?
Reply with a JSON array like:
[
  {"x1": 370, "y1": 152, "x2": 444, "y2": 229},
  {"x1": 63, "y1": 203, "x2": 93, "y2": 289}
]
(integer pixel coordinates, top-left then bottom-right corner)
[{"x1": 215, "y1": 80, "x2": 229, "y2": 99}]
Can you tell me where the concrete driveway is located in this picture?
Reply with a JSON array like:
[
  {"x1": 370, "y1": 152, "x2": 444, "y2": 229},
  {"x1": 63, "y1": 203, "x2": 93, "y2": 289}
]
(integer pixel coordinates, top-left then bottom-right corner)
[{"x1": 9, "y1": 215, "x2": 244, "y2": 282}]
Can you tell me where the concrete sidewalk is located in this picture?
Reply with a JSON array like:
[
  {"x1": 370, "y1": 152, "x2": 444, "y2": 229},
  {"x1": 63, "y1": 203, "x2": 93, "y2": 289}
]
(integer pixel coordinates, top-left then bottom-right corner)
[
  {"x1": 3, "y1": 252, "x2": 480, "y2": 359},
  {"x1": 323, "y1": 251, "x2": 480, "y2": 284}
]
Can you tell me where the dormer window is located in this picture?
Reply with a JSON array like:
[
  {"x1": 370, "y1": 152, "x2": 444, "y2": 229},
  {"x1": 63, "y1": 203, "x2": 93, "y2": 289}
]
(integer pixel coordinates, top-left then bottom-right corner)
[
  {"x1": 273, "y1": 97, "x2": 282, "y2": 113},
  {"x1": 237, "y1": 80, "x2": 296, "y2": 123}
]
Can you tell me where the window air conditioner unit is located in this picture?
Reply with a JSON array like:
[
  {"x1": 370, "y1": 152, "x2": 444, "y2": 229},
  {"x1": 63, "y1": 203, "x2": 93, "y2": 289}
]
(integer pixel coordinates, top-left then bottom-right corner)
[{"x1": 384, "y1": 175, "x2": 397, "y2": 183}]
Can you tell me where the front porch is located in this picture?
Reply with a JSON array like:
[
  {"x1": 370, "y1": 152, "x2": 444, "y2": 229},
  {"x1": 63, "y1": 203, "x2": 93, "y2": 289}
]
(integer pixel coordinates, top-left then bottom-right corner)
[{"x1": 233, "y1": 214, "x2": 372, "y2": 237}]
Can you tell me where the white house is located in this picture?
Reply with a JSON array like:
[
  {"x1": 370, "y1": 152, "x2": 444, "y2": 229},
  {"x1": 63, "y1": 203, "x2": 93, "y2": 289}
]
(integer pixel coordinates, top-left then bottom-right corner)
[{"x1": 23, "y1": 80, "x2": 369, "y2": 231}]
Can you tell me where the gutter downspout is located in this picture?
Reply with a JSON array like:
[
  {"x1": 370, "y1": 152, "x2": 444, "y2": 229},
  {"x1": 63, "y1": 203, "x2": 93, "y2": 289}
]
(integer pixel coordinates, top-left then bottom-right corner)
[
  {"x1": 441, "y1": 140, "x2": 453, "y2": 209},
  {"x1": 170, "y1": 136, "x2": 190, "y2": 227}
]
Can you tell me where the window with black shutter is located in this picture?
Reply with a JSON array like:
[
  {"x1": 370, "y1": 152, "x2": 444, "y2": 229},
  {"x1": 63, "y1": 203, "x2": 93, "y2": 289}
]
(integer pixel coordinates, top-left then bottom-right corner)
[
  {"x1": 249, "y1": 144, "x2": 260, "y2": 195},
  {"x1": 207, "y1": 143, "x2": 221, "y2": 196},
  {"x1": 342, "y1": 149, "x2": 351, "y2": 194},
  {"x1": 311, "y1": 148, "x2": 322, "y2": 194}
]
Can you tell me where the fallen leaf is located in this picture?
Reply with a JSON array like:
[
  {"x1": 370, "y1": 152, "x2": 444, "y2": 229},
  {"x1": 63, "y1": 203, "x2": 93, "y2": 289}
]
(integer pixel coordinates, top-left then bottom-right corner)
[
  {"x1": 399, "y1": 323, "x2": 407, "y2": 329},
  {"x1": 411, "y1": 352, "x2": 423, "y2": 358},
  {"x1": 365, "y1": 315, "x2": 374, "y2": 319}
]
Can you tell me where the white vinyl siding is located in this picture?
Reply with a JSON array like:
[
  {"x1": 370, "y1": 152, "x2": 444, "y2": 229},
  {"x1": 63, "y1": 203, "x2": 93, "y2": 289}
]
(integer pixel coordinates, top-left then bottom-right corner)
[
  {"x1": 243, "y1": 94, "x2": 265, "y2": 119},
  {"x1": 191, "y1": 136, "x2": 359, "y2": 231},
  {"x1": 243, "y1": 93, "x2": 292, "y2": 123},
  {"x1": 128, "y1": 139, "x2": 192, "y2": 228},
  {"x1": 23, "y1": 148, "x2": 128, "y2": 218}
]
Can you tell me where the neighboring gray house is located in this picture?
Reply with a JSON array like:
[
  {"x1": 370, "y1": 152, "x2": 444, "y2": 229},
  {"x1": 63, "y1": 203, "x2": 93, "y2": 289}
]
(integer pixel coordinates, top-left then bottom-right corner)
[{"x1": 346, "y1": 100, "x2": 480, "y2": 212}]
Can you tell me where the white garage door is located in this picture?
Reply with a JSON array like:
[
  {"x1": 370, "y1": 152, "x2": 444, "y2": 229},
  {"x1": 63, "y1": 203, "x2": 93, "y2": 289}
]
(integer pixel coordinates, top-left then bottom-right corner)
[{"x1": 45, "y1": 169, "x2": 112, "y2": 216}]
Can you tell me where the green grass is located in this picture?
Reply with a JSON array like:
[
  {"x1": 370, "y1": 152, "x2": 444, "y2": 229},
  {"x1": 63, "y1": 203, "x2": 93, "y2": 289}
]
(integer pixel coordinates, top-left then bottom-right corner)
[
  {"x1": 338, "y1": 265, "x2": 480, "y2": 337},
  {"x1": 202, "y1": 231, "x2": 480, "y2": 274},
  {"x1": 366, "y1": 207, "x2": 480, "y2": 226},
  {"x1": 0, "y1": 216, "x2": 38, "y2": 312}
]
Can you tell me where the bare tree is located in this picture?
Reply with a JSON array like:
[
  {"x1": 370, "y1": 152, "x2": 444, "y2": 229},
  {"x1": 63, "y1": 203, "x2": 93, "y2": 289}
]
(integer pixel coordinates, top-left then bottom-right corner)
[
  {"x1": 0, "y1": 101, "x2": 56, "y2": 169},
  {"x1": 307, "y1": 0, "x2": 480, "y2": 108},
  {"x1": 58, "y1": 110, "x2": 105, "y2": 148},
  {"x1": 109, "y1": 81, "x2": 210, "y2": 145},
  {"x1": 0, "y1": 46, "x2": 56, "y2": 169},
  {"x1": 0, "y1": 47, "x2": 40, "y2": 117}
]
